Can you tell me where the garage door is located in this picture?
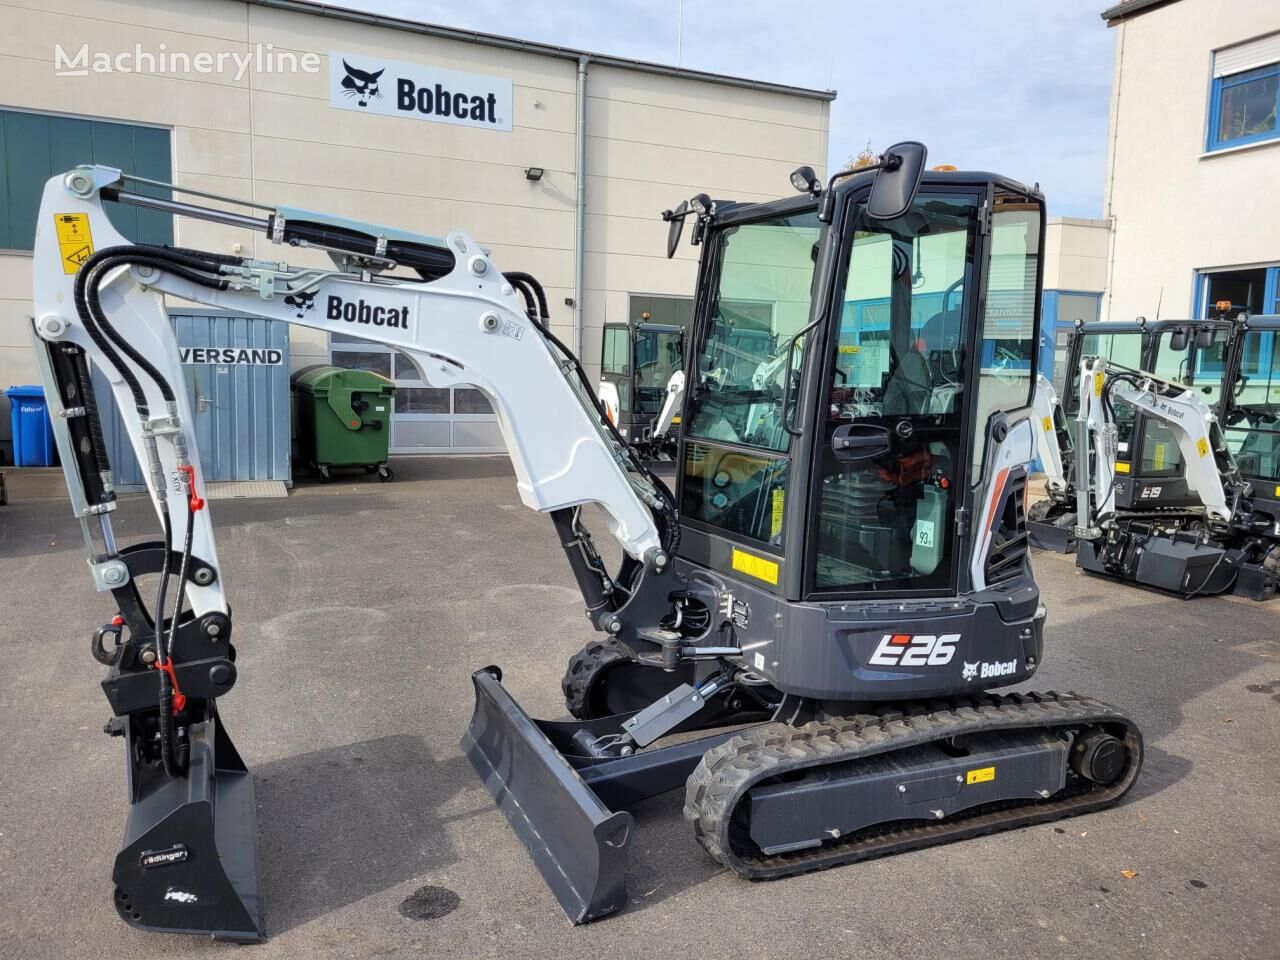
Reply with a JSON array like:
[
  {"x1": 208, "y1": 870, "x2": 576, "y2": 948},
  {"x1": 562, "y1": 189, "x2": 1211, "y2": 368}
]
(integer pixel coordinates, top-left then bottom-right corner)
[{"x1": 329, "y1": 334, "x2": 502, "y2": 453}]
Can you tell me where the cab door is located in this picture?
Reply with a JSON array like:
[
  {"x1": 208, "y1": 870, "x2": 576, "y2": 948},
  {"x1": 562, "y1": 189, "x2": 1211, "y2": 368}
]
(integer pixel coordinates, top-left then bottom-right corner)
[
  {"x1": 598, "y1": 323, "x2": 632, "y2": 436},
  {"x1": 802, "y1": 188, "x2": 984, "y2": 596}
]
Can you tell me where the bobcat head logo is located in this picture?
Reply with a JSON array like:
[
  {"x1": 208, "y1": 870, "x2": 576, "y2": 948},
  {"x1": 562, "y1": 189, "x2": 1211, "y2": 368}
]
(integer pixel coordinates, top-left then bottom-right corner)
[
  {"x1": 341, "y1": 60, "x2": 385, "y2": 108},
  {"x1": 961, "y1": 661, "x2": 978, "y2": 681},
  {"x1": 283, "y1": 290, "x2": 317, "y2": 318}
]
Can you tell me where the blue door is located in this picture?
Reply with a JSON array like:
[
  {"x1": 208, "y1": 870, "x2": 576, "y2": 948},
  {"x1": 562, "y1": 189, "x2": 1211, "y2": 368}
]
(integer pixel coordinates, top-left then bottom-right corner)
[{"x1": 93, "y1": 312, "x2": 291, "y2": 487}]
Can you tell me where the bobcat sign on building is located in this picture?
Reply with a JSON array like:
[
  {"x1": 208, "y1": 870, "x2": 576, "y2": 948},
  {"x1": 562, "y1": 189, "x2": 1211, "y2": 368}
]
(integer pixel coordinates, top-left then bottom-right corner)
[
  {"x1": 330, "y1": 52, "x2": 514, "y2": 131},
  {"x1": 0, "y1": 0, "x2": 834, "y2": 460}
]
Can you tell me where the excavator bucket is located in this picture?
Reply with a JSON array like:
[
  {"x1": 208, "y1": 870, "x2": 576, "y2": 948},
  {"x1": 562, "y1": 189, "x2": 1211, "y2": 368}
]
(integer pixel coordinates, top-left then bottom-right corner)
[
  {"x1": 462, "y1": 667, "x2": 633, "y2": 924},
  {"x1": 111, "y1": 714, "x2": 265, "y2": 942}
]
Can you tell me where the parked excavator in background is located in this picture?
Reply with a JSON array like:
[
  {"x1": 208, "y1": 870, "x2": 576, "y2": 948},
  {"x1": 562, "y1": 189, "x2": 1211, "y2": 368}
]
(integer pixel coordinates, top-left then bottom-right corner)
[
  {"x1": 598, "y1": 313, "x2": 687, "y2": 459},
  {"x1": 1027, "y1": 307, "x2": 1280, "y2": 599}
]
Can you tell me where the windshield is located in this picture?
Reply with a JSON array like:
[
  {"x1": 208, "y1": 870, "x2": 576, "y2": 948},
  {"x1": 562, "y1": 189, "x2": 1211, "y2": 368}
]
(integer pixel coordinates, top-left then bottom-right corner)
[
  {"x1": 633, "y1": 329, "x2": 683, "y2": 415},
  {"x1": 1225, "y1": 328, "x2": 1280, "y2": 484},
  {"x1": 685, "y1": 209, "x2": 821, "y2": 453}
]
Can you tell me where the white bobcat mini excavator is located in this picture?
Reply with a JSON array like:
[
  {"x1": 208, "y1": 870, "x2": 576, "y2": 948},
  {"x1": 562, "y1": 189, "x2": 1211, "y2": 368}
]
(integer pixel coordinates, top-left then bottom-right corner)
[
  {"x1": 31, "y1": 146, "x2": 1142, "y2": 940},
  {"x1": 1071, "y1": 356, "x2": 1280, "y2": 598}
]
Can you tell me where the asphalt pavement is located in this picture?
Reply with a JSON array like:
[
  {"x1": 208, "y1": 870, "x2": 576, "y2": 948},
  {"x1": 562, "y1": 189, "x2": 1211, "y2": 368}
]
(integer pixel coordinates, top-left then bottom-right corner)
[{"x1": 1, "y1": 458, "x2": 1278, "y2": 960}]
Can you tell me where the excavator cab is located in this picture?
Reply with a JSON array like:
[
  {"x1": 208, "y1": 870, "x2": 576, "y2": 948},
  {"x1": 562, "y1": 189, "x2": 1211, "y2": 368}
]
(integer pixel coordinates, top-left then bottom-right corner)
[
  {"x1": 598, "y1": 314, "x2": 686, "y2": 456},
  {"x1": 467, "y1": 153, "x2": 1140, "y2": 923}
]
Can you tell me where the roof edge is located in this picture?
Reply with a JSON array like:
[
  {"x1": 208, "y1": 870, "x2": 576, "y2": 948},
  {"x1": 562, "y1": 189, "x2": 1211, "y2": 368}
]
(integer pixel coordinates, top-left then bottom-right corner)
[
  {"x1": 246, "y1": 0, "x2": 838, "y2": 101},
  {"x1": 1101, "y1": 0, "x2": 1181, "y2": 27}
]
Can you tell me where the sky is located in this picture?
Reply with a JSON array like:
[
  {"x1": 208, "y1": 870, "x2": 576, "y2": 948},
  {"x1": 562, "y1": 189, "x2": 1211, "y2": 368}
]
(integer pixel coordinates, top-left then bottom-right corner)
[{"x1": 343, "y1": 0, "x2": 1118, "y2": 218}]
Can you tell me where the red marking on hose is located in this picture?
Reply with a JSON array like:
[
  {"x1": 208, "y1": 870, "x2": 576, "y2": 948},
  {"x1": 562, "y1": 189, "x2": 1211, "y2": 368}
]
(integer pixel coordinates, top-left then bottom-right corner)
[
  {"x1": 177, "y1": 464, "x2": 204, "y2": 512},
  {"x1": 156, "y1": 659, "x2": 186, "y2": 713}
]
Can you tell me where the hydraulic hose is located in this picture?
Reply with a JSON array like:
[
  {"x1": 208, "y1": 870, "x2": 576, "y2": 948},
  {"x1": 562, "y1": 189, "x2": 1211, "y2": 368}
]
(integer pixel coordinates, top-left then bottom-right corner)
[
  {"x1": 76, "y1": 246, "x2": 237, "y2": 410},
  {"x1": 153, "y1": 509, "x2": 188, "y2": 777}
]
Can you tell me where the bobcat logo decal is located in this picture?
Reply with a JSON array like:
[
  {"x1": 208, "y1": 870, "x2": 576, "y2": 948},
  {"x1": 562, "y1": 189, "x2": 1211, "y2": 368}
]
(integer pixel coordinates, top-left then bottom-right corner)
[
  {"x1": 961, "y1": 661, "x2": 979, "y2": 681},
  {"x1": 340, "y1": 60, "x2": 385, "y2": 108},
  {"x1": 283, "y1": 289, "x2": 318, "y2": 318}
]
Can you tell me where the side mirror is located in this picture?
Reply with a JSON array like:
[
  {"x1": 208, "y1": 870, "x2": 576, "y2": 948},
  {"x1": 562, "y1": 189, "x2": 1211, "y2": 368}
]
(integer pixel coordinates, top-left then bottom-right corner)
[
  {"x1": 663, "y1": 200, "x2": 688, "y2": 259},
  {"x1": 1169, "y1": 328, "x2": 1189, "y2": 351},
  {"x1": 1195, "y1": 328, "x2": 1216, "y2": 349},
  {"x1": 867, "y1": 141, "x2": 928, "y2": 221}
]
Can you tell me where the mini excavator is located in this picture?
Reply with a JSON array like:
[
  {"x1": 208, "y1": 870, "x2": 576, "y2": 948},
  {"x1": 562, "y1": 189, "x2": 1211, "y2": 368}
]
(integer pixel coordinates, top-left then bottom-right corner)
[{"x1": 30, "y1": 144, "x2": 1141, "y2": 938}]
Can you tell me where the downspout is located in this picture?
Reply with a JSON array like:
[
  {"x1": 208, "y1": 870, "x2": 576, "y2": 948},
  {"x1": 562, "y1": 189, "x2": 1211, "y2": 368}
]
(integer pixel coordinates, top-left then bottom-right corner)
[{"x1": 574, "y1": 54, "x2": 589, "y2": 358}]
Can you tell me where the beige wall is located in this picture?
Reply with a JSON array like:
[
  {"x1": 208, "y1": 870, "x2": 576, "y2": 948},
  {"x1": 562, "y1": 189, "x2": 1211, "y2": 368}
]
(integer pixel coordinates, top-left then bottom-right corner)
[
  {"x1": 1044, "y1": 217, "x2": 1109, "y2": 293},
  {"x1": 1102, "y1": 0, "x2": 1280, "y2": 322},
  {"x1": 0, "y1": 0, "x2": 830, "y2": 455}
]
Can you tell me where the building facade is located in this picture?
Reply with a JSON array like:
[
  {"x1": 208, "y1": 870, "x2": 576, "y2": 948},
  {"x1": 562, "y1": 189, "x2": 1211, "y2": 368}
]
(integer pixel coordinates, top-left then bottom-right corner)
[
  {"x1": 0, "y1": 0, "x2": 832, "y2": 461},
  {"x1": 1101, "y1": 0, "x2": 1280, "y2": 324}
]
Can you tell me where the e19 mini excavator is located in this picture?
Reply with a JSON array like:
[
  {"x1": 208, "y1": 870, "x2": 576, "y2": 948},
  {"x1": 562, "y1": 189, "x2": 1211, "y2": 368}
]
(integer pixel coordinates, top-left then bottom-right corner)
[{"x1": 31, "y1": 144, "x2": 1142, "y2": 939}]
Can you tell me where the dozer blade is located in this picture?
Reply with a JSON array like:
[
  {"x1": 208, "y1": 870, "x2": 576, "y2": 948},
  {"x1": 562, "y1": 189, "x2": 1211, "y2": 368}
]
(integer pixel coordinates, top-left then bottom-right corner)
[{"x1": 463, "y1": 666, "x2": 633, "y2": 924}]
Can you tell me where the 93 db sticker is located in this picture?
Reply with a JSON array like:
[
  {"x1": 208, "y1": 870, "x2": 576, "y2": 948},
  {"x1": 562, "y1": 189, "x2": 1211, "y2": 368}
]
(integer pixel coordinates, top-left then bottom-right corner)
[{"x1": 868, "y1": 633, "x2": 960, "y2": 667}]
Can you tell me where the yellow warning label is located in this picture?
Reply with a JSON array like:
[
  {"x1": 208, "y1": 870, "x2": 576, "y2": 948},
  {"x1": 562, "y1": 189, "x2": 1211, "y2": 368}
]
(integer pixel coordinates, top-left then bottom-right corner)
[
  {"x1": 1153, "y1": 444, "x2": 1166, "y2": 470},
  {"x1": 731, "y1": 547, "x2": 779, "y2": 585},
  {"x1": 838, "y1": 344, "x2": 861, "y2": 354},
  {"x1": 1042, "y1": 416, "x2": 1053, "y2": 432},
  {"x1": 1196, "y1": 436, "x2": 1209, "y2": 458},
  {"x1": 54, "y1": 212, "x2": 94, "y2": 274},
  {"x1": 1094, "y1": 372, "x2": 1104, "y2": 397},
  {"x1": 1115, "y1": 461, "x2": 1131, "y2": 474},
  {"x1": 1274, "y1": 484, "x2": 1280, "y2": 498},
  {"x1": 966, "y1": 766, "x2": 996, "y2": 785},
  {"x1": 670, "y1": 415, "x2": 681, "y2": 424},
  {"x1": 770, "y1": 488, "x2": 785, "y2": 539}
]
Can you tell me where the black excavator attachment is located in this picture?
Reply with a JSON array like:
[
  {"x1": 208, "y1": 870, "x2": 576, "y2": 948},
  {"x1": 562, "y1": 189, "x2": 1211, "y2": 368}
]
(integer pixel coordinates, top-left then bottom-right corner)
[
  {"x1": 465, "y1": 665, "x2": 1143, "y2": 925},
  {"x1": 110, "y1": 710, "x2": 264, "y2": 941},
  {"x1": 463, "y1": 667, "x2": 744, "y2": 923}
]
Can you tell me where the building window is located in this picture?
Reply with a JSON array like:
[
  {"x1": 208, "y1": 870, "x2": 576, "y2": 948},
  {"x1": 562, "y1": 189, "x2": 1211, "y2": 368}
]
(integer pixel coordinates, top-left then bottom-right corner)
[
  {"x1": 0, "y1": 109, "x2": 173, "y2": 251},
  {"x1": 1207, "y1": 34, "x2": 1280, "y2": 152}
]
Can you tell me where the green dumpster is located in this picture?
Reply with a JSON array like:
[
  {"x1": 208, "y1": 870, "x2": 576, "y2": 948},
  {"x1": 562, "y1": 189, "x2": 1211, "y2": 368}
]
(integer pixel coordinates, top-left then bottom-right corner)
[{"x1": 292, "y1": 365, "x2": 396, "y2": 482}]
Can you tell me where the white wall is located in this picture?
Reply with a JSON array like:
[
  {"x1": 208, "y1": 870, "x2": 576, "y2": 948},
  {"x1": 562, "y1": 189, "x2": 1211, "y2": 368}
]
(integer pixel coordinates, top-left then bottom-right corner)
[
  {"x1": 0, "y1": 0, "x2": 830, "y2": 457},
  {"x1": 1102, "y1": 0, "x2": 1280, "y2": 322},
  {"x1": 1044, "y1": 217, "x2": 1109, "y2": 293}
]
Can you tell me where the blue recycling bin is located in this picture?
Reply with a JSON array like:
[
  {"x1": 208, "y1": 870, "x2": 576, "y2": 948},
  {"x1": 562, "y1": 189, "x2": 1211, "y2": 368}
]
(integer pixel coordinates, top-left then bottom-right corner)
[{"x1": 6, "y1": 385, "x2": 57, "y2": 467}]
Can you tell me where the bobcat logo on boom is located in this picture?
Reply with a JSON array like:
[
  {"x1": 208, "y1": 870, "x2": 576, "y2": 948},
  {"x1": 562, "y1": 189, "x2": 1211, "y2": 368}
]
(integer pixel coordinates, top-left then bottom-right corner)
[
  {"x1": 283, "y1": 289, "x2": 317, "y2": 318},
  {"x1": 868, "y1": 633, "x2": 961, "y2": 667}
]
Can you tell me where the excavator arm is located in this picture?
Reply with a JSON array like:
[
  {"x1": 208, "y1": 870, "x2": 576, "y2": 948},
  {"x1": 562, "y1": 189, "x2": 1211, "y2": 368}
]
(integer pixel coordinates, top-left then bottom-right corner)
[
  {"x1": 29, "y1": 165, "x2": 682, "y2": 941},
  {"x1": 1073, "y1": 355, "x2": 1246, "y2": 535},
  {"x1": 1031, "y1": 372, "x2": 1070, "y2": 499}
]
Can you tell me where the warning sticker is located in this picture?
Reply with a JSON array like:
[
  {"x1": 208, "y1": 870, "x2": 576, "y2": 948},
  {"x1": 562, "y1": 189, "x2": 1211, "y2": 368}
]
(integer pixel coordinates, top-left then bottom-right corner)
[
  {"x1": 1093, "y1": 371, "x2": 1104, "y2": 397},
  {"x1": 1196, "y1": 436, "x2": 1210, "y2": 458},
  {"x1": 1115, "y1": 461, "x2": 1131, "y2": 474},
  {"x1": 53, "y1": 212, "x2": 94, "y2": 275},
  {"x1": 770, "y1": 488, "x2": 785, "y2": 539},
  {"x1": 966, "y1": 766, "x2": 996, "y2": 785},
  {"x1": 915, "y1": 518, "x2": 935, "y2": 548},
  {"x1": 1042, "y1": 416, "x2": 1053, "y2": 432},
  {"x1": 1152, "y1": 443, "x2": 1166, "y2": 470},
  {"x1": 731, "y1": 547, "x2": 778, "y2": 586}
]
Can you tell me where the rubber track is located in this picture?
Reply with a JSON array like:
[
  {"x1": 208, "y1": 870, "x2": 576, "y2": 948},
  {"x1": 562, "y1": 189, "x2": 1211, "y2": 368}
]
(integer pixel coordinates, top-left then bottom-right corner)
[{"x1": 683, "y1": 691, "x2": 1142, "y2": 880}]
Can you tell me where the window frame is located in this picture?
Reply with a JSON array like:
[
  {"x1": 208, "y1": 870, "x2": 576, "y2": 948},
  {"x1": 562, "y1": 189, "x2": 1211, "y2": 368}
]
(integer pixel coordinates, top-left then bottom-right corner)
[
  {"x1": 0, "y1": 106, "x2": 174, "y2": 253},
  {"x1": 1206, "y1": 61, "x2": 1280, "y2": 152}
]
